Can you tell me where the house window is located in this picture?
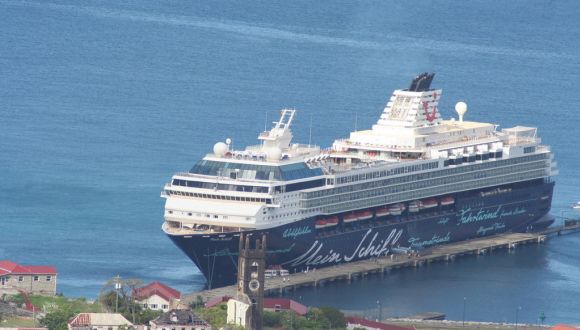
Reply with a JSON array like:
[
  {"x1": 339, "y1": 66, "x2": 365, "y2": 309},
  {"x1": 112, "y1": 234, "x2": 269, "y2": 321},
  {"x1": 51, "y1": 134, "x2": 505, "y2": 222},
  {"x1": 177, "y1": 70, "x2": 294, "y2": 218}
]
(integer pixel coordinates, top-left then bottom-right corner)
[
  {"x1": 46, "y1": 276, "x2": 51, "y2": 281},
  {"x1": 18, "y1": 276, "x2": 24, "y2": 282},
  {"x1": 162, "y1": 304, "x2": 169, "y2": 309},
  {"x1": 108, "y1": 328, "x2": 113, "y2": 330},
  {"x1": 151, "y1": 304, "x2": 158, "y2": 309},
  {"x1": 143, "y1": 303, "x2": 148, "y2": 308},
  {"x1": 33, "y1": 276, "x2": 39, "y2": 282}
]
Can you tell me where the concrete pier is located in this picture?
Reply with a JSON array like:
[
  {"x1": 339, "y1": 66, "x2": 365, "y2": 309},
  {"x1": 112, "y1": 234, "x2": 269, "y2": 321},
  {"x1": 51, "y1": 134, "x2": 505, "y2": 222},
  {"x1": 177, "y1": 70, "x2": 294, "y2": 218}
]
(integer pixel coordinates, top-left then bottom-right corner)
[{"x1": 183, "y1": 223, "x2": 580, "y2": 304}]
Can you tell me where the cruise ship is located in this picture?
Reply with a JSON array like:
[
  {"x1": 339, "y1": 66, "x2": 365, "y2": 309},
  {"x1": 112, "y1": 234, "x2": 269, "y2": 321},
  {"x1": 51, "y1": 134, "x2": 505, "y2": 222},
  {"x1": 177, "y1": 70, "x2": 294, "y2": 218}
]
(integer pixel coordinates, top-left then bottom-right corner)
[{"x1": 162, "y1": 73, "x2": 557, "y2": 288}]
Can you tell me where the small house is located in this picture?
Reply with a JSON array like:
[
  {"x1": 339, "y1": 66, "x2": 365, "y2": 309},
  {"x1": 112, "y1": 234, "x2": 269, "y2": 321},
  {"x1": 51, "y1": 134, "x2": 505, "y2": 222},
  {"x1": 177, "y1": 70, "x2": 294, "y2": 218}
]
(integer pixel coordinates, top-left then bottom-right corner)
[
  {"x1": 67, "y1": 313, "x2": 132, "y2": 330},
  {"x1": 0, "y1": 260, "x2": 57, "y2": 295},
  {"x1": 133, "y1": 281, "x2": 181, "y2": 312}
]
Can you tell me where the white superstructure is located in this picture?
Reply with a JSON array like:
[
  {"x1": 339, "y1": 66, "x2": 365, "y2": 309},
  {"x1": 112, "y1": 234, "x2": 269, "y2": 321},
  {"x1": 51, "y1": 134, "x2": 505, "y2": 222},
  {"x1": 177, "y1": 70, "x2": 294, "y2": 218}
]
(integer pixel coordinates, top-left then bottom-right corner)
[{"x1": 162, "y1": 73, "x2": 557, "y2": 236}]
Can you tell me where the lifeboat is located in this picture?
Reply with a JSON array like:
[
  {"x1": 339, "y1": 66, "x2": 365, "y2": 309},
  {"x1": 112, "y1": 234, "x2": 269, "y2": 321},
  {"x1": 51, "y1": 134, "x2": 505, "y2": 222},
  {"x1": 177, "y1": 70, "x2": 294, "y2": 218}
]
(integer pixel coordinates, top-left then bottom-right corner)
[
  {"x1": 441, "y1": 196, "x2": 455, "y2": 206},
  {"x1": 343, "y1": 213, "x2": 358, "y2": 224},
  {"x1": 408, "y1": 201, "x2": 420, "y2": 213},
  {"x1": 357, "y1": 210, "x2": 373, "y2": 221},
  {"x1": 315, "y1": 219, "x2": 327, "y2": 229},
  {"x1": 326, "y1": 216, "x2": 339, "y2": 227},
  {"x1": 422, "y1": 198, "x2": 438, "y2": 209},
  {"x1": 388, "y1": 204, "x2": 403, "y2": 216},
  {"x1": 375, "y1": 207, "x2": 390, "y2": 217}
]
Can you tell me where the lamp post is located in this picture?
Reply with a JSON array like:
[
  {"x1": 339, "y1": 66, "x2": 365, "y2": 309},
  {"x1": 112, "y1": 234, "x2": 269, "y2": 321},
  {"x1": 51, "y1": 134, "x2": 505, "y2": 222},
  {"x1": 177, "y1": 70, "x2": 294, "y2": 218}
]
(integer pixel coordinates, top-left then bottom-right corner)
[
  {"x1": 462, "y1": 297, "x2": 467, "y2": 328},
  {"x1": 515, "y1": 306, "x2": 522, "y2": 330},
  {"x1": 539, "y1": 311, "x2": 546, "y2": 326},
  {"x1": 114, "y1": 275, "x2": 122, "y2": 313}
]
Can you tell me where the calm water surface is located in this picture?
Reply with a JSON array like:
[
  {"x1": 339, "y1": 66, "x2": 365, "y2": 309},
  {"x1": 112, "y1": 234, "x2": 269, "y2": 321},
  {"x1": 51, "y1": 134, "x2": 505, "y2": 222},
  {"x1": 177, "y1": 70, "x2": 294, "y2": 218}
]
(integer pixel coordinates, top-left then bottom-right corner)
[{"x1": 1, "y1": 0, "x2": 579, "y2": 324}]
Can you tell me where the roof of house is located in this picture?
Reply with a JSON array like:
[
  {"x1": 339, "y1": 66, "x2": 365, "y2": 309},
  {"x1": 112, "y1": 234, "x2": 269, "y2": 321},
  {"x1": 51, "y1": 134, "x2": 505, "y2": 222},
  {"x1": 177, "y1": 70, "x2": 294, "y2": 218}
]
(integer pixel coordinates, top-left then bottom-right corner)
[
  {"x1": 204, "y1": 295, "x2": 232, "y2": 308},
  {"x1": 151, "y1": 309, "x2": 209, "y2": 326},
  {"x1": 133, "y1": 281, "x2": 181, "y2": 302},
  {"x1": 68, "y1": 313, "x2": 132, "y2": 327},
  {"x1": 0, "y1": 328, "x2": 49, "y2": 330},
  {"x1": 263, "y1": 298, "x2": 308, "y2": 316},
  {"x1": 346, "y1": 316, "x2": 416, "y2": 330},
  {"x1": 0, "y1": 260, "x2": 57, "y2": 276},
  {"x1": 551, "y1": 325, "x2": 580, "y2": 330}
]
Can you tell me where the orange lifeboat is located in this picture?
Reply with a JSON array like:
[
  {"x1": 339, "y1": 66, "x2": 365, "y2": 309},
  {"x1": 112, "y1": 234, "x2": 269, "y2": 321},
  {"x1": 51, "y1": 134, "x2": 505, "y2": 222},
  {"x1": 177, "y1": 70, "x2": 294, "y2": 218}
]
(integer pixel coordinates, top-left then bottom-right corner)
[
  {"x1": 375, "y1": 207, "x2": 390, "y2": 217},
  {"x1": 343, "y1": 213, "x2": 358, "y2": 224},
  {"x1": 357, "y1": 210, "x2": 373, "y2": 220},
  {"x1": 422, "y1": 198, "x2": 438, "y2": 209},
  {"x1": 315, "y1": 219, "x2": 327, "y2": 229},
  {"x1": 326, "y1": 216, "x2": 339, "y2": 227},
  {"x1": 441, "y1": 196, "x2": 455, "y2": 206}
]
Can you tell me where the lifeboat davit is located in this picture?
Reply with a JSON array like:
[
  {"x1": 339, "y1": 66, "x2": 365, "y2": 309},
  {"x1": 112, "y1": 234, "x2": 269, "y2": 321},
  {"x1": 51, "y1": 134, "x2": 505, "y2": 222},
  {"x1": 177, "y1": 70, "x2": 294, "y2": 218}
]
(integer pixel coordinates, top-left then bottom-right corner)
[
  {"x1": 375, "y1": 207, "x2": 390, "y2": 217},
  {"x1": 422, "y1": 198, "x2": 438, "y2": 209},
  {"x1": 315, "y1": 219, "x2": 327, "y2": 229},
  {"x1": 357, "y1": 210, "x2": 373, "y2": 221},
  {"x1": 441, "y1": 196, "x2": 455, "y2": 206},
  {"x1": 326, "y1": 216, "x2": 339, "y2": 227},
  {"x1": 388, "y1": 204, "x2": 403, "y2": 216},
  {"x1": 343, "y1": 213, "x2": 358, "y2": 223},
  {"x1": 408, "y1": 200, "x2": 421, "y2": 213}
]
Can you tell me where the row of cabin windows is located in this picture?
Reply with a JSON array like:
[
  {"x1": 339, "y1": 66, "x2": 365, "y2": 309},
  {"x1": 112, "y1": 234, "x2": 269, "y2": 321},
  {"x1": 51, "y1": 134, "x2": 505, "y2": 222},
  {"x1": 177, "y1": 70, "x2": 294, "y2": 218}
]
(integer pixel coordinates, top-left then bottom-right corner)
[
  {"x1": 320, "y1": 169, "x2": 547, "y2": 214},
  {"x1": 167, "y1": 210, "x2": 250, "y2": 221},
  {"x1": 335, "y1": 161, "x2": 439, "y2": 185},
  {"x1": 172, "y1": 179, "x2": 269, "y2": 193},
  {"x1": 444, "y1": 151, "x2": 502, "y2": 166},
  {"x1": 303, "y1": 160, "x2": 548, "y2": 208},
  {"x1": 166, "y1": 190, "x2": 272, "y2": 204},
  {"x1": 524, "y1": 146, "x2": 536, "y2": 154},
  {"x1": 306, "y1": 153, "x2": 548, "y2": 200}
]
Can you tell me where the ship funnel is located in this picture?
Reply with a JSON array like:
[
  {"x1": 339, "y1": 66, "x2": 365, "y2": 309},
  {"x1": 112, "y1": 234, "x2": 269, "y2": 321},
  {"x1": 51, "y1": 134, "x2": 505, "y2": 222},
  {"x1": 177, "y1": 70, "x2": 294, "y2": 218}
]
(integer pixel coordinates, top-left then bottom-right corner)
[{"x1": 455, "y1": 102, "x2": 467, "y2": 122}]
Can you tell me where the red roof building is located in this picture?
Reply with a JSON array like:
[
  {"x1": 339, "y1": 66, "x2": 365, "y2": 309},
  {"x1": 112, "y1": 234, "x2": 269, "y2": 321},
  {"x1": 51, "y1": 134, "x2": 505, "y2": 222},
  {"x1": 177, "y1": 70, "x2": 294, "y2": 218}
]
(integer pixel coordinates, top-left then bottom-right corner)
[
  {"x1": 263, "y1": 298, "x2": 308, "y2": 316},
  {"x1": 133, "y1": 281, "x2": 181, "y2": 312},
  {"x1": 346, "y1": 316, "x2": 416, "y2": 330},
  {"x1": 204, "y1": 295, "x2": 232, "y2": 308},
  {"x1": 0, "y1": 260, "x2": 57, "y2": 295},
  {"x1": 551, "y1": 325, "x2": 580, "y2": 330}
]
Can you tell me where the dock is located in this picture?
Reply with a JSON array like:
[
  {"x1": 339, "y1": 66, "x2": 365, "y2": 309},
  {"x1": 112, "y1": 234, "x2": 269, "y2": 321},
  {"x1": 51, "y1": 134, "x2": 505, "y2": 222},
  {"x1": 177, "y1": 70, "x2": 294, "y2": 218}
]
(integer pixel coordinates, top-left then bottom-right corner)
[{"x1": 182, "y1": 222, "x2": 580, "y2": 304}]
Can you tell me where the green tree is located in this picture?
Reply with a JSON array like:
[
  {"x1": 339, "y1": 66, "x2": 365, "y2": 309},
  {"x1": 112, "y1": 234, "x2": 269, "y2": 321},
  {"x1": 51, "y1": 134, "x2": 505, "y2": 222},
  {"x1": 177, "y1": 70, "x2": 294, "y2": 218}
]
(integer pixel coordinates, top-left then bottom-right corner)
[
  {"x1": 99, "y1": 277, "x2": 146, "y2": 324},
  {"x1": 263, "y1": 310, "x2": 283, "y2": 327},
  {"x1": 40, "y1": 307, "x2": 75, "y2": 330},
  {"x1": 318, "y1": 306, "x2": 346, "y2": 329}
]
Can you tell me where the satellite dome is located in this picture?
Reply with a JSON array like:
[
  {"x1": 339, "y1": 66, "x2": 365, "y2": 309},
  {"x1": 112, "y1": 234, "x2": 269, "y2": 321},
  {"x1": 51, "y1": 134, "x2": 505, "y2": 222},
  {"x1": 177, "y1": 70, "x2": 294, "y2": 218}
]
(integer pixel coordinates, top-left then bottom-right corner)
[
  {"x1": 455, "y1": 102, "x2": 467, "y2": 122},
  {"x1": 213, "y1": 142, "x2": 228, "y2": 156},
  {"x1": 225, "y1": 138, "x2": 232, "y2": 145},
  {"x1": 267, "y1": 147, "x2": 282, "y2": 161}
]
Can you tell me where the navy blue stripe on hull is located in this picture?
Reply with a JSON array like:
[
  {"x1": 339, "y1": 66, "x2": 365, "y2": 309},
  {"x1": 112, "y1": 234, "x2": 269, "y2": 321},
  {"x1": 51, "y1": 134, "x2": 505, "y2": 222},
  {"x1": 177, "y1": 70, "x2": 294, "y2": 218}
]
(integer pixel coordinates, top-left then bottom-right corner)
[{"x1": 167, "y1": 179, "x2": 554, "y2": 288}]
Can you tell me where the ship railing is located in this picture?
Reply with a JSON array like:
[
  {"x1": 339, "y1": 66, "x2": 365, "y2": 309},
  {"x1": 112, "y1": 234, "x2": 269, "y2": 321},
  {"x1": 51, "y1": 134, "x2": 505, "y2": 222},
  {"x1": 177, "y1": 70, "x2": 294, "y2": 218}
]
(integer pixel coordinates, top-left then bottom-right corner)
[
  {"x1": 174, "y1": 172, "x2": 274, "y2": 184},
  {"x1": 163, "y1": 221, "x2": 252, "y2": 235}
]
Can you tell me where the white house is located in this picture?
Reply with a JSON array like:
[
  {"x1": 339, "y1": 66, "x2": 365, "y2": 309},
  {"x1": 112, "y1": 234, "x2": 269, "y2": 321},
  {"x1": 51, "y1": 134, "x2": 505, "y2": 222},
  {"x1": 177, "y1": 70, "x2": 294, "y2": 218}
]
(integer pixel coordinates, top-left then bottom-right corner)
[{"x1": 133, "y1": 281, "x2": 181, "y2": 312}]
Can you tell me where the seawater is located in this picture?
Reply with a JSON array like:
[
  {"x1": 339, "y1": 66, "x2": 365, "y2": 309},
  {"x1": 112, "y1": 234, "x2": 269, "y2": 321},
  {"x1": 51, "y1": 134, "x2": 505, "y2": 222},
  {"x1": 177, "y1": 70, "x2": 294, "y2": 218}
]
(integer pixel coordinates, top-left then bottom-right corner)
[{"x1": 1, "y1": 0, "x2": 579, "y2": 324}]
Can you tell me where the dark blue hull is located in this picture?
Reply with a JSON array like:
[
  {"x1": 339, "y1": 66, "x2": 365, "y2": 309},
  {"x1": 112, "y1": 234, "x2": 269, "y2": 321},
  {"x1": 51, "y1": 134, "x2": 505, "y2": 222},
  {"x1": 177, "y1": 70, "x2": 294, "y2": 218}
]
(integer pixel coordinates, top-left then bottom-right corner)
[{"x1": 167, "y1": 179, "x2": 554, "y2": 288}]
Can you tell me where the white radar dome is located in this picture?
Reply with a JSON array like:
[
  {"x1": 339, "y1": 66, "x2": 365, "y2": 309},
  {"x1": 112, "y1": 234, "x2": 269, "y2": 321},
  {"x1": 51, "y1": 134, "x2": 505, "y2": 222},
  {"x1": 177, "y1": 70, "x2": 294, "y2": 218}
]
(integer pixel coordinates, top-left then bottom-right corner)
[
  {"x1": 267, "y1": 147, "x2": 282, "y2": 161},
  {"x1": 213, "y1": 142, "x2": 228, "y2": 156},
  {"x1": 225, "y1": 138, "x2": 232, "y2": 145},
  {"x1": 455, "y1": 102, "x2": 468, "y2": 122}
]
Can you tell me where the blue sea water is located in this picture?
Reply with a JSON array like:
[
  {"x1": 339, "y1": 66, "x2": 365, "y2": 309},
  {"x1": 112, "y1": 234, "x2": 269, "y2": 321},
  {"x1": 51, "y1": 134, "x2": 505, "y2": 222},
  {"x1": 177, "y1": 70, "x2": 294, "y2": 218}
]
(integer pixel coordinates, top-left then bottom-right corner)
[{"x1": 1, "y1": 0, "x2": 579, "y2": 324}]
